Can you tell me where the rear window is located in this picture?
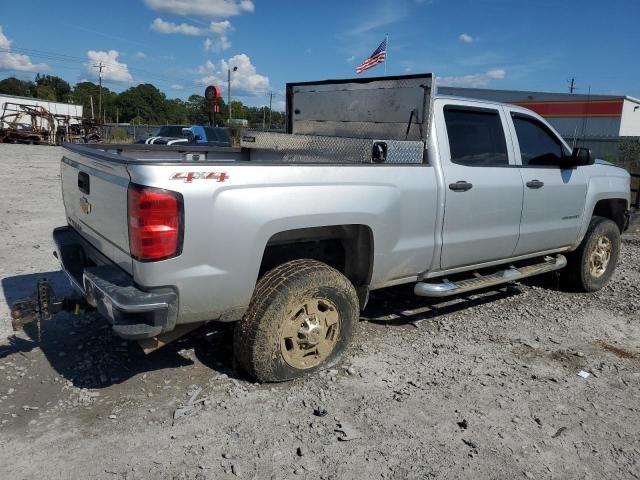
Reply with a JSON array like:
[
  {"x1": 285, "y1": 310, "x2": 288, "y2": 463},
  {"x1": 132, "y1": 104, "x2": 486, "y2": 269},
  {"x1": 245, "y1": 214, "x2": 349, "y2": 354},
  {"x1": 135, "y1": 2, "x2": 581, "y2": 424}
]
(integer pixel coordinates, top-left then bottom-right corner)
[{"x1": 444, "y1": 107, "x2": 509, "y2": 167}]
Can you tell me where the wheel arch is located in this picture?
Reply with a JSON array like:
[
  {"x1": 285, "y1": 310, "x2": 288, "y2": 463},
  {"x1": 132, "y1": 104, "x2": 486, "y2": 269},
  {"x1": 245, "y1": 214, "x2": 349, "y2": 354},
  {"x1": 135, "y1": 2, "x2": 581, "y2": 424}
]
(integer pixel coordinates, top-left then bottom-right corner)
[
  {"x1": 258, "y1": 224, "x2": 374, "y2": 307},
  {"x1": 591, "y1": 198, "x2": 628, "y2": 233},
  {"x1": 573, "y1": 174, "x2": 630, "y2": 248}
]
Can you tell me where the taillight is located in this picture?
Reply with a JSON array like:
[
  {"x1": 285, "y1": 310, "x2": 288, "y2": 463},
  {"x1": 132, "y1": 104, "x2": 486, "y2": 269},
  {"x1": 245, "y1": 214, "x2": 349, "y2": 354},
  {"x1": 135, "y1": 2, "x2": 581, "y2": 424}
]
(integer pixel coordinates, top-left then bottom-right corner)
[{"x1": 128, "y1": 184, "x2": 183, "y2": 261}]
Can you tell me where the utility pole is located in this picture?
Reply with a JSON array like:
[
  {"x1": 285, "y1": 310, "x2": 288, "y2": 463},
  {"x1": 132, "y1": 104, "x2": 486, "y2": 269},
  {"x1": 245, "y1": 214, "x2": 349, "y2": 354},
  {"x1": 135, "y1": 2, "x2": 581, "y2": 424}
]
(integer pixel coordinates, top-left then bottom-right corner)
[
  {"x1": 568, "y1": 77, "x2": 577, "y2": 94},
  {"x1": 227, "y1": 65, "x2": 237, "y2": 127},
  {"x1": 94, "y1": 62, "x2": 104, "y2": 122},
  {"x1": 262, "y1": 106, "x2": 266, "y2": 129},
  {"x1": 268, "y1": 91, "x2": 273, "y2": 129}
]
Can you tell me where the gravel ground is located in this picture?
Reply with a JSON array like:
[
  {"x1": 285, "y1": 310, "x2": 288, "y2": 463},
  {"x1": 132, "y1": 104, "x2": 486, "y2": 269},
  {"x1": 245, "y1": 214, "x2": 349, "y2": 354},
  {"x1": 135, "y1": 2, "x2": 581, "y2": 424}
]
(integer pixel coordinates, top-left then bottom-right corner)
[{"x1": 0, "y1": 145, "x2": 639, "y2": 480}]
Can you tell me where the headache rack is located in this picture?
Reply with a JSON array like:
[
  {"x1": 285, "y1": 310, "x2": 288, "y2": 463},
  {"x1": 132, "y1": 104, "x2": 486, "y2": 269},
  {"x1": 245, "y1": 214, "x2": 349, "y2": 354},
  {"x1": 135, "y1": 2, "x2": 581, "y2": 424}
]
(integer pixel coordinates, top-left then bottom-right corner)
[{"x1": 240, "y1": 73, "x2": 435, "y2": 164}]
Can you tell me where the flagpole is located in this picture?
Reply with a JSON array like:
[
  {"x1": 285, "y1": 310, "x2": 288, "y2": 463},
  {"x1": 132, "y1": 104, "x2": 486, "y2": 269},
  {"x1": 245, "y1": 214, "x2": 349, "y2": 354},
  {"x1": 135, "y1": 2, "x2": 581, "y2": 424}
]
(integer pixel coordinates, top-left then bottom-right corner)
[{"x1": 384, "y1": 33, "x2": 388, "y2": 75}]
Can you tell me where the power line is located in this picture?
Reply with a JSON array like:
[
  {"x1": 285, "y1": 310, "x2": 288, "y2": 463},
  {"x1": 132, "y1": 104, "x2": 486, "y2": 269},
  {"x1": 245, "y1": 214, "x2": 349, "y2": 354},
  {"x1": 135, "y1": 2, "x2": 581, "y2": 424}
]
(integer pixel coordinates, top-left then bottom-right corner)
[
  {"x1": 1, "y1": 45, "x2": 286, "y2": 110},
  {"x1": 0, "y1": 46, "x2": 189, "y2": 88}
]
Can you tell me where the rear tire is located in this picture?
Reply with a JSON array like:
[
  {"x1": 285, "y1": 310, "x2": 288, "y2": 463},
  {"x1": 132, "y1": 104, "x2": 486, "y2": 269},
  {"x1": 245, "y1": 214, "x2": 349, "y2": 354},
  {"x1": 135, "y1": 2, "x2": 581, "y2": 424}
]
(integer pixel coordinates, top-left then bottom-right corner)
[
  {"x1": 234, "y1": 259, "x2": 359, "y2": 382},
  {"x1": 563, "y1": 216, "x2": 620, "y2": 292}
]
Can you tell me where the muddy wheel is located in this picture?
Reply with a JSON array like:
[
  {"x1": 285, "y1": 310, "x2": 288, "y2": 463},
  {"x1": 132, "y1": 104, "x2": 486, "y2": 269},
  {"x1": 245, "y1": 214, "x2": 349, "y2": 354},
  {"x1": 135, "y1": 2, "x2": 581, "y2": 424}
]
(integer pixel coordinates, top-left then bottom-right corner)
[
  {"x1": 563, "y1": 216, "x2": 620, "y2": 292},
  {"x1": 234, "y1": 259, "x2": 359, "y2": 382}
]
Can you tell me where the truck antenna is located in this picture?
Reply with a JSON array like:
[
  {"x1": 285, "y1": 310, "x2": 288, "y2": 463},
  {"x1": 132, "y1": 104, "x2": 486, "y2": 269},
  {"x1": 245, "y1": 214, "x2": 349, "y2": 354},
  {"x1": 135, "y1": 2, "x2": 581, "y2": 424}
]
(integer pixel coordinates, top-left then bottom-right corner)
[{"x1": 580, "y1": 85, "x2": 591, "y2": 147}]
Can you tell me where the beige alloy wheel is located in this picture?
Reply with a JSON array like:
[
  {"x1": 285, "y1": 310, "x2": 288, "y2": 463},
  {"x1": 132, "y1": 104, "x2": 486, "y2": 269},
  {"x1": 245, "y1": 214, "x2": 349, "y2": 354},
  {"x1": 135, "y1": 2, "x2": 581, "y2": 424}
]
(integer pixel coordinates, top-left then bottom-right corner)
[
  {"x1": 234, "y1": 259, "x2": 359, "y2": 382},
  {"x1": 588, "y1": 236, "x2": 612, "y2": 278},
  {"x1": 281, "y1": 298, "x2": 341, "y2": 369},
  {"x1": 562, "y1": 216, "x2": 620, "y2": 293}
]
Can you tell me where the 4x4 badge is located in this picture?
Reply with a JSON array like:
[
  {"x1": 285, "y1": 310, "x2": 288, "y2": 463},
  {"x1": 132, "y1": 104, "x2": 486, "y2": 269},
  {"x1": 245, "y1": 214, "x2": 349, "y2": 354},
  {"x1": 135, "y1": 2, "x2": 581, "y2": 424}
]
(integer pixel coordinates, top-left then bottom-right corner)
[{"x1": 170, "y1": 172, "x2": 229, "y2": 183}]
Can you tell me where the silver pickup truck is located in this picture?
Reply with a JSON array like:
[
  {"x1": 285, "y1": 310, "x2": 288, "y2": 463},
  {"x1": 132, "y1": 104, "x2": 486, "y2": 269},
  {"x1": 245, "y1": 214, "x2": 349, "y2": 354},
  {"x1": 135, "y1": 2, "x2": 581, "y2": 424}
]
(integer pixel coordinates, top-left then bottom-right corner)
[{"x1": 35, "y1": 73, "x2": 632, "y2": 382}]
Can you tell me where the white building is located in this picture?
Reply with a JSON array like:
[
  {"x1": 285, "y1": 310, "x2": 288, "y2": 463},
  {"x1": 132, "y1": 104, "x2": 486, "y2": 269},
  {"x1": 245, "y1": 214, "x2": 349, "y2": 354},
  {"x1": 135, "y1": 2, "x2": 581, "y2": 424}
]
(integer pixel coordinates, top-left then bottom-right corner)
[{"x1": 0, "y1": 93, "x2": 83, "y2": 130}]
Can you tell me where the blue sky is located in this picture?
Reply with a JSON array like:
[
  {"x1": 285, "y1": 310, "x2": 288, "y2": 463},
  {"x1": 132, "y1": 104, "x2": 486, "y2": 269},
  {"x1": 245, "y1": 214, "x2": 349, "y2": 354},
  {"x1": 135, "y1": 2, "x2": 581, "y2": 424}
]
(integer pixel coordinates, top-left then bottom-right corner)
[{"x1": 1, "y1": 0, "x2": 639, "y2": 109}]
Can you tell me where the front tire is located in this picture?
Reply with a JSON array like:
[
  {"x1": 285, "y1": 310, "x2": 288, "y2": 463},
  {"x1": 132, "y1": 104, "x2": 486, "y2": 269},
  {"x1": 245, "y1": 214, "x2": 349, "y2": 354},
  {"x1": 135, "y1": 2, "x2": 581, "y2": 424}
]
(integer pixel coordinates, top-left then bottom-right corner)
[
  {"x1": 563, "y1": 216, "x2": 620, "y2": 292},
  {"x1": 234, "y1": 259, "x2": 359, "y2": 382}
]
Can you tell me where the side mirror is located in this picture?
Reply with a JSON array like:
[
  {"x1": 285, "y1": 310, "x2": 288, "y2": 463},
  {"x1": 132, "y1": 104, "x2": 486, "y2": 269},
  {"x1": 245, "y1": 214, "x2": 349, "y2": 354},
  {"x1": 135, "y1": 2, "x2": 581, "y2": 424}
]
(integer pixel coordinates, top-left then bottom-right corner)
[
  {"x1": 193, "y1": 134, "x2": 203, "y2": 142},
  {"x1": 570, "y1": 147, "x2": 593, "y2": 167}
]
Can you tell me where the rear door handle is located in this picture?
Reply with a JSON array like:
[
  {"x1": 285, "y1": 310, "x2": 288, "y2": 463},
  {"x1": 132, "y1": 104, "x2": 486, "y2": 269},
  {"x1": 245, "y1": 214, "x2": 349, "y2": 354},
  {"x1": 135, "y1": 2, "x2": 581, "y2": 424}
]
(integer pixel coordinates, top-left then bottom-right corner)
[
  {"x1": 526, "y1": 179, "x2": 544, "y2": 189},
  {"x1": 449, "y1": 180, "x2": 473, "y2": 192}
]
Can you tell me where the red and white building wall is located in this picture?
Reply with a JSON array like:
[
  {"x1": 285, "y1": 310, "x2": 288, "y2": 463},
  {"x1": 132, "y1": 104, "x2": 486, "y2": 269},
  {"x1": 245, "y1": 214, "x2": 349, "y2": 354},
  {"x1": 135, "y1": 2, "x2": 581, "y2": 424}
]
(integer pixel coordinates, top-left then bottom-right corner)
[{"x1": 439, "y1": 86, "x2": 640, "y2": 139}]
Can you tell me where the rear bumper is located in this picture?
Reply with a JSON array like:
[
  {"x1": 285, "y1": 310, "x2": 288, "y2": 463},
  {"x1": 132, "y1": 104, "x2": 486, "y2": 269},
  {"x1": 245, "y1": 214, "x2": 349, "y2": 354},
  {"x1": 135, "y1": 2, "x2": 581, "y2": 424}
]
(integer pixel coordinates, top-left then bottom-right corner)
[{"x1": 53, "y1": 226, "x2": 178, "y2": 339}]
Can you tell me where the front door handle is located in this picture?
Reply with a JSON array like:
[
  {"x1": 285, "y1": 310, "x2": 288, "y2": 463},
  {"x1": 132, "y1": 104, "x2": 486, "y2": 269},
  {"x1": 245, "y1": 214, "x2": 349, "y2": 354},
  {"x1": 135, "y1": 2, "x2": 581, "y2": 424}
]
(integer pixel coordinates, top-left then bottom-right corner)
[
  {"x1": 449, "y1": 180, "x2": 473, "y2": 192},
  {"x1": 526, "y1": 179, "x2": 544, "y2": 189}
]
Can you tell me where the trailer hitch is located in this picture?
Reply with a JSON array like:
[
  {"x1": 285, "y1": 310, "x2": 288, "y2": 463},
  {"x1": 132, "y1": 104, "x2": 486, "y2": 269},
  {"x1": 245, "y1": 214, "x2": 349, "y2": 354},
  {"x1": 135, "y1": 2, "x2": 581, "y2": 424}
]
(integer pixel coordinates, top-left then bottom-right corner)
[{"x1": 10, "y1": 278, "x2": 87, "y2": 342}]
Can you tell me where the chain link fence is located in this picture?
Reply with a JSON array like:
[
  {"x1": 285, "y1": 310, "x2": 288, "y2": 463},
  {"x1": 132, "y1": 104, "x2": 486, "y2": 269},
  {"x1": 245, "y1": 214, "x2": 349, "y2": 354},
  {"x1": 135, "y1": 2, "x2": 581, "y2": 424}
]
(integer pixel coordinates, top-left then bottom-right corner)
[{"x1": 100, "y1": 124, "x2": 284, "y2": 146}]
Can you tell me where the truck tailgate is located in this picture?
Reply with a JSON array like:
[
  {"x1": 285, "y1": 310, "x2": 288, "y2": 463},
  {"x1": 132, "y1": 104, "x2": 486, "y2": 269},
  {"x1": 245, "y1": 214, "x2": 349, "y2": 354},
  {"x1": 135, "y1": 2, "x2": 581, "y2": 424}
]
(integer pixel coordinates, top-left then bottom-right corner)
[{"x1": 61, "y1": 149, "x2": 132, "y2": 273}]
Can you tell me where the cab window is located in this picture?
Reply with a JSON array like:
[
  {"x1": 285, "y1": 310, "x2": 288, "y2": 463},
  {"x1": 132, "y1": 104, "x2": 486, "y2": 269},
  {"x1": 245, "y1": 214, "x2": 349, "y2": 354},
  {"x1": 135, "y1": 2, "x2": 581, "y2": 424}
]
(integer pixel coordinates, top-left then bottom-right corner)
[
  {"x1": 512, "y1": 114, "x2": 570, "y2": 167},
  {"x1": 444, "y1": 107, "x2": 509, "y2": 167}
]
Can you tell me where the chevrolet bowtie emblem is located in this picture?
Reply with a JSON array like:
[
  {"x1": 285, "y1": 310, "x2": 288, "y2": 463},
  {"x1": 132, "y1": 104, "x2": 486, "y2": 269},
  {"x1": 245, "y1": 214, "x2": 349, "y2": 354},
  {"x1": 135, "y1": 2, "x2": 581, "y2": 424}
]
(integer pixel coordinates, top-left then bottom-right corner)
[{"x1": 79, "y1": 197, "x2": 91, "y2": 214}]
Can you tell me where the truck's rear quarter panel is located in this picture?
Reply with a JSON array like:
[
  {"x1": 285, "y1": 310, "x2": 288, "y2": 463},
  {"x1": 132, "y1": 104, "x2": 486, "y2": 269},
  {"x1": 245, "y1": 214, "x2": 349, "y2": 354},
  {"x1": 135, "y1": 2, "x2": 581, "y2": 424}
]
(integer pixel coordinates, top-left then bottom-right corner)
[{"x1": 127, "y1": 162, "x2": 439, "y2": 324}]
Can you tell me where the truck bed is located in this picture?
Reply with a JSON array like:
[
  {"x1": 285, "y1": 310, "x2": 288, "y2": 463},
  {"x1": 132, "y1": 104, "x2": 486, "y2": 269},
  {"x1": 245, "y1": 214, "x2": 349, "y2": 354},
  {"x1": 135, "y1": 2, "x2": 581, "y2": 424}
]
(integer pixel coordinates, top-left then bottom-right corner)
[
  {"x1": 66, "y1": 73, "x2": 435, "y2": 166},
  {"x1": 67, "y1": 132, "x2": 425, "y2": 166}
]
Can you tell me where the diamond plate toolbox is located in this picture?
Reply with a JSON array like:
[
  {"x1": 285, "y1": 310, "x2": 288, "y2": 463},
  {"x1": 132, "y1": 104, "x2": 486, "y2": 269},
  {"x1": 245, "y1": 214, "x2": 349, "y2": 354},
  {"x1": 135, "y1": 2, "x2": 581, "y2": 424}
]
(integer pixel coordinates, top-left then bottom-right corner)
[{"x1": 240, "y1": 130, "x2": 424, "y2": 164}]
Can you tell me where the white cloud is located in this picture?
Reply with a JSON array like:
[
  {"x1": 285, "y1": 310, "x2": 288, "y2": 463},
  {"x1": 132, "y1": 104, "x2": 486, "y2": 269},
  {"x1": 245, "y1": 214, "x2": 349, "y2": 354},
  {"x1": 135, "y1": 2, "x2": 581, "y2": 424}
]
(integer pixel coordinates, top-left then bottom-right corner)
[
  {"x1": 143, "y1": 0, "x2": 254, "y2": 17},
  {"x1": 459, "y1": 33, "x2": 473, "y2": 44},
  {"x1": 209, "y1": 20, "x2": 231, "y2": 35},
  {"x1": 197, "y1": 60, "x2": 216, "y2": 74},
  {"x1": 85, "y1": 50, "x2": 133, "y2": 83},
  {"x1": 150, "y1": 18, "x2": 202, "y2": 35},
  {"x1": 171, "y1": 84, "x2": 184, "y2": 90},
  {"x1": 346, "y1": 55, "x2": 356, "y2": 63},
  {"x1": 135, "y1": 51, "x2": 146, "y2": 59},
  {"x1": 150, "y1": 17, "x2": 231, "y2": 51},
  {"x1": 439, "y1": 69, "x2": 506, "y2": 88},
  {"x1": 196, "y1": 54, "x2": 270, "y2": 96},
  {"x1": 0, "y1": 26, "x2": 47, "y2": 72},
  {"x1": 203, "y1": 36, "x2": 231, "y2": 52},
  {"x1": 204, "y1": 20, "x2": 232, "y2": 52}
]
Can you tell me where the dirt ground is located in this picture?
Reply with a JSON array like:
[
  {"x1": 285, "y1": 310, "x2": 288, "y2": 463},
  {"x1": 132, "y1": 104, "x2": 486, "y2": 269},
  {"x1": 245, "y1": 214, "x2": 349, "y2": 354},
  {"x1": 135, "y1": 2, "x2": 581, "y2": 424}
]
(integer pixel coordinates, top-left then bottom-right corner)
[{"x1": 0, "y1": 144, "x2": 639, "y2": 480}]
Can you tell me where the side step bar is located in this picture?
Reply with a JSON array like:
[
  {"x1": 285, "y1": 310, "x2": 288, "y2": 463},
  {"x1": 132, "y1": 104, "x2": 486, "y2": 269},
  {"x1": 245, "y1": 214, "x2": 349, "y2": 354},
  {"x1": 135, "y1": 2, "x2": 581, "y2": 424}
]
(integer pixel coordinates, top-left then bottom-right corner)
[{"x1": 414, "y1": 254, "x2": 567, "y2": 298}]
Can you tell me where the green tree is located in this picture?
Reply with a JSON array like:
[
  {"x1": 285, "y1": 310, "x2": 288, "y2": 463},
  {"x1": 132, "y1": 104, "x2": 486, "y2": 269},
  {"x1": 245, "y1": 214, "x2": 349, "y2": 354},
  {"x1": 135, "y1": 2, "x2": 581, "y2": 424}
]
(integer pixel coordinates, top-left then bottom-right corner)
[
  {"x1": 71, "y1": 82, "x2": 116, "y2": 120},
  {"x1": 116, "y1": 83, "x2": 168, "y2": 123},
  {"x1": 35, "y1": 74, "x2": 71, "y2": 101},
  {"x1": 165, "y1": 98, "x2": 188, "y2": 124},
  {"x1": 35, "y1": 84, "x2": 56, "y2": 101},
  {"x1": 186, "y1": 94, "x2": 209, "y2": 125},
  {"x1": 619, "y1": 139, "x2": 640, "y2": 173},
  {"x1": 0, "y1": 77, "x2": 36, "y2": 97}
]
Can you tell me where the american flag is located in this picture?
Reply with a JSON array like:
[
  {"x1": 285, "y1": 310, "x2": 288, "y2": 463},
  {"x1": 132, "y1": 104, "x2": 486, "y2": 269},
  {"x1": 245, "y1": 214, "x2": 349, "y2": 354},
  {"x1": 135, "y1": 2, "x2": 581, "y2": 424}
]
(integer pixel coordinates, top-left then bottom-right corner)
[{"x1": 356, "y1": 38, "x2": 387, "y2": 74}]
